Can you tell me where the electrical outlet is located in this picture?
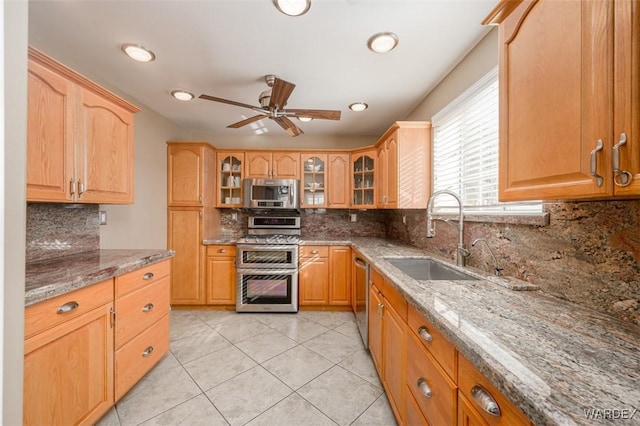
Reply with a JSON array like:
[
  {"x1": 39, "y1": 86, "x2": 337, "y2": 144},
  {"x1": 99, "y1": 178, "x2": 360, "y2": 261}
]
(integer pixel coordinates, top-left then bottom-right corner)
[
  {"x1": 231, "y1": 211, "x2": 238, "y2": 221},
  {"x1": 99, "y1": 211, "x2": 107, "y2": 225},
  {"x1": 350, "y1": 213, "x2": 357, "y2": 222},
  {"x1": 402, "y1": 215, "x2": 407, "y2": 225}
]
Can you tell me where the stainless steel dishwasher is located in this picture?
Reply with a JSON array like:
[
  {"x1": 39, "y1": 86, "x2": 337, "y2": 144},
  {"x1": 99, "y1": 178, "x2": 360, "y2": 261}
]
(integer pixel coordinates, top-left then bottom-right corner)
[{"x1": 353, "y1": 254, "x2": 369, "y2": 348}]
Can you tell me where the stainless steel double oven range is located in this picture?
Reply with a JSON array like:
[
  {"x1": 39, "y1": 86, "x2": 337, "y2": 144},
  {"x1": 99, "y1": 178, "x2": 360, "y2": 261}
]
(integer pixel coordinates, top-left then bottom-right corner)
[{"x1": 235, "y1": 213, "x2": 301, "y2": 313}]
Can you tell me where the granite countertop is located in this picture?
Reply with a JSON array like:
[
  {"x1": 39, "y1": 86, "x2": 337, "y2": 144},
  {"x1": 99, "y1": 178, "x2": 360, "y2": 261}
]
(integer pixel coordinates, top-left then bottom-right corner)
[
  {"x1": 25, "y1": 249, "x2": 174, "y2": 307},
  {"x1": 345, "y1": 238, "x2": 640, "y2": 426}
]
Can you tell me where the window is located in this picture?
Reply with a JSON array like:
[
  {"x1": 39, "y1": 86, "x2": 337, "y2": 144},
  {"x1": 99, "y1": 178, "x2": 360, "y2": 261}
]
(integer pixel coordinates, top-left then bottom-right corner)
[{"x1": 432, "y1": 67, "x2": 542, "y2": 214}]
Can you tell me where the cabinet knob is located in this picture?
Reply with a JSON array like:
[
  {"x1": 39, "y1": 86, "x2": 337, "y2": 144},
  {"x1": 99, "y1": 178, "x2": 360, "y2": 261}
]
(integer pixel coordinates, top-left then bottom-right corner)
[
  {"x1": 417, "y1": 378, "x2": 432, "y2": 398},
  {"x1": 143, "y1": 272, "x2": 154, "y2": 280},
  {"x1": 310, "y1": 250, "x2": 319, "y2": 254},
  {"x1": 56, "y1": 301, "x2": 79, "y2": 314},
  {"x1": 418, "y1": 326, "x2": 433, "y2": 343},
  {"x1": 142, "y1": 303, "x2": 154, "y2": 312},
  {"x1": 471, "y1": 385, "x2": 501, "y2": 417},
  {"x1": 218, "y1": 248, "x2": 227, "y2": 253},
  {"x1": 142, "y1": 346, "x2": 154, "y2": 357}
]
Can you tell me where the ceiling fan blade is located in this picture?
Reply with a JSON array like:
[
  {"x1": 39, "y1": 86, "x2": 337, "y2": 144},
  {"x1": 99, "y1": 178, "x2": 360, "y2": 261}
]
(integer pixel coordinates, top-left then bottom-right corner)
[
  {"x1": 199, "y1": 94, "x2": 259, "y2": 110},
  {"x1": 286, "y1": 109, "x2": 341, "y2": 120},
  {"x1": 227, "y1": 114, "x2": 266, "y2": 128},
  {"x1": 274, "y1": 116, "x2": 304, "y2": 137},
  {"x1": 269, "y1": 78, "x2": 296, "y2": 109}
]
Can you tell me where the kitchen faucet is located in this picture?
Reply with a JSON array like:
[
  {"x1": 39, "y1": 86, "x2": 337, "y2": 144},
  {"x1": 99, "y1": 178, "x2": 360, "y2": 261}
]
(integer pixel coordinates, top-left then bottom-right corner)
[
  {"x1": 471, "y1": 238, "x2": 503, "y2": 276},
  {"x1": 426, "y1": 190, "x2": 470, "y2": 267}
]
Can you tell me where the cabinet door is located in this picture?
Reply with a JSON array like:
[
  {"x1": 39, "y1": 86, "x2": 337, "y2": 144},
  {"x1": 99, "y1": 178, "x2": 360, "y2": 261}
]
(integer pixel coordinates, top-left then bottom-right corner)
[
  {"x1": 351, "y1": 151, "x2": 376, "y2": 208},
  {"x1": 206, "y1": 247, "x2": 236, "y2": 305},
  {"x1": 299, "y1": 258, "x2": 329, "y2": 305},
  {"x1": 495, "y1": 0, "x2": 613, "y2": 200},
  {"x1": 245, "y1": 152, "x2": 272, "y2": 178},
  {"x1": 329, "y1": 246, "x2": 351, "y2": 305},
  {"x1": 301, "y1": 154, "x2": 327, "y2": 208},
  {"x1": 327, "y1": 154, "x2": 350, "y2": 208},
  {"x1": 168, "y1": 145, "x2": 203, "y2": 206},
  {"x1": 273, "y1": 152, "x2": 300, "y2": 178},
  {"x1": 217, "y1": 152, "x2": 244, "y2": 207},
  {"x1": 368, "y1": 285, "x2": 383, "y2": 373},
  {"x1": 385, "y1": 137, "x2": 398, "y2": 207},
  {"x1": 24, "y1": 303, "x2": 114, "y2": 426},
  {"x1": 612, "y1": 0, "x2": 640, "y2": 196},
  {"x1": 168, "y1": 208, "x2": 204, "y2": 304},
  {"x1": 458, "y1": 393, "x2": 488, "y2": 426},
  {"x1": 26, "y1": 59, "x2": 75, "y2": 202},
  {"x1": 383, "y1": 301, "x2": 406, "y2": 422},
  {"x1": 76, "y1": 88, "x2": 134, "y2": 204},
  {"x1": 376, "y1": 143, "x2": 387, "y2": 207}
]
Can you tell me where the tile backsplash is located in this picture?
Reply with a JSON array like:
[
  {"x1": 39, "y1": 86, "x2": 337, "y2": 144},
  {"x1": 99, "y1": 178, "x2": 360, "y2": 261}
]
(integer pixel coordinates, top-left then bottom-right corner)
[
  {"x1": 386, "y1": 201, "x2": 640, "y2": 326},
  {"x1": 26, "y1": 203, "x2": 100, "y2": 263}
]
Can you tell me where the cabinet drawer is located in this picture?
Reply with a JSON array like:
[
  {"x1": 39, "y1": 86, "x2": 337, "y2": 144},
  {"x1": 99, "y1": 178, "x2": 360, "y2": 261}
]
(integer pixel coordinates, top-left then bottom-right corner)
[
  {"x1": 408, "y1": 304, "x2": 457, "y2": 380},
  {"x1": 299, "y1": 245, "x2": 329, "y2": 258},
  {"x1": 115, "y1": 259, "x2": 170, "y2": 297},
  {"x1": 406, "y1": 388, "x2": 429, "y2": 426},
  {"x1": 115, "y1": 276, "x2": 170, "y2": 348},
  {"x1": 115, "y1": 313, "x2": 169, "y2": 401},
  {"x1": 407, "y1": 332, "x2": 457, "y2": 426},
  {"x1": 371, "y1": 267, "x2": 407, "y2": 321},
  {"x1": 206, "y1": 245, "x2": 236, "y2": 257},
  {"x1": 25, "y1": 279, "x2": 113, "y2": 339},
  {"x1": 458, "y1": 354, "x2": 530, "y2": 426}
]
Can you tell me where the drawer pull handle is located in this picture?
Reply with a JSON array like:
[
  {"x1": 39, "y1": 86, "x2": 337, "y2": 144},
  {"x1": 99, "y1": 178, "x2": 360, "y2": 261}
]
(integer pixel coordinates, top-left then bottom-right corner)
[
  {"x1": 142, "y1": 303, "x2": 154, "y2": 312},
  {"x1": 142, "y1": 346, "x2": 154, "y2": 357},
  {"x1": 418, "y1": 326, "x2": 433, "y2": 342},
  {"x1": 471, "y1": 385, "x2": 501, "y2": 417},
  {"x1": 143, "y1": 272, "x2": 154, "y2": 280},
  {"x1": 56, "y1": 301, "x2": 79, "y2": 314},
  {"x1": 218, "y1": 248, "x2": 227, "y2": 253},
  {"x1": 310, "y1": 250, "x2": 319, "y2": 254},
  {"x1": 417, "y1": 378, "x2": 432, "y2": 398}
]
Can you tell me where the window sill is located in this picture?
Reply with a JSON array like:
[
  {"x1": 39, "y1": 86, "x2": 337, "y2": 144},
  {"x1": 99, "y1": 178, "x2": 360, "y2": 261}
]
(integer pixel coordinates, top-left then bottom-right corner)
[{"x1": 430, "y1": 211, "x2": 550, "y2": 227}]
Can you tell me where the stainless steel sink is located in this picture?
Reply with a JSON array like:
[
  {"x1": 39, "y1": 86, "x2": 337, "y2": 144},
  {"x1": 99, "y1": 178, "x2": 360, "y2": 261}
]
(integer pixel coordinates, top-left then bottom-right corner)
[{"x1": 384, "y1": 257, "x2": 479, "y2": 281}]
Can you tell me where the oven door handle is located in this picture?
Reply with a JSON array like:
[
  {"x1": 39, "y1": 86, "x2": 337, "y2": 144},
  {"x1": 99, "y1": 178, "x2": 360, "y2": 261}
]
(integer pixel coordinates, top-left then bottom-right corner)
[{"x1": 289, "y1": 185, "x2": 294, "y2": 206}]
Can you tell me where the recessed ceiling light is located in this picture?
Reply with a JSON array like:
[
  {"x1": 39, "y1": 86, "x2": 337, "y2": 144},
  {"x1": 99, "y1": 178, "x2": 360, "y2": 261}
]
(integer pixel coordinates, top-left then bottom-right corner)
[
  {"x1": 367, "y1": 32, "x2": 399, "y2": 53},
  {"x1": 121, "y1": 43, "x2": 156, "y2": 62},
  {"x1": 349, "y1": 102, "x2": 368, "y2": 112},
  {"x1": 297, "y1": 116, "x2": 313, "y2": 122},
  {"x1": 273, "y1": 0, "x2": 311, "y2": 16},
  {"x1": 171, "y1": 90, "x2": 194, "y2": 101}
]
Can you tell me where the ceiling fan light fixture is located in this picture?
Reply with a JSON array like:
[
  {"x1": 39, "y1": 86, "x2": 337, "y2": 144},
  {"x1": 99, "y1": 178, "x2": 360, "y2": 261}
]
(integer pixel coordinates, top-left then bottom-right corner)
[
  {"x1": 171, "y1": 90, "x2": 194, "y2": 101},
  {"x1": 297, "y1": 116, "x2": 313, "y2": 122},
  {"x1": 121, "y1": 43, "x2": 156, "y2": 62},
  {"x1": 367, "y1": 32, "x2": 399, "y2": 53},
  {"x1": 273, "y1": 0, "x2": 311, "y2": 16},
  {"x1": 349, "y1": 102, "x2": 368, "y2": 112}
]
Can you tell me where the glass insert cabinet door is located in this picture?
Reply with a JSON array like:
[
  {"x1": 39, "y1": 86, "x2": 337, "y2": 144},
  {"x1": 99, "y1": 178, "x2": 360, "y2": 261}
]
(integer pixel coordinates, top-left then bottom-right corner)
[
  {"x1": 302, "y1": 155, "x2": 326, "y2": 207},
  {"x1": 218, "y1": 153, "x2": 243, "y2": 207},
  {"x1": 352, "y1": 153, "x2": 375, "y2": 207}
]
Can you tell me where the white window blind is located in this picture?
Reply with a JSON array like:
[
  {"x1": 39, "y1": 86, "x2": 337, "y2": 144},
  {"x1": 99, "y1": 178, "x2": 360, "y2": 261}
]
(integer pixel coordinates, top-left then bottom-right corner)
[{"x1": 432, "y1": 67, "x2": 541, "y2": 213}]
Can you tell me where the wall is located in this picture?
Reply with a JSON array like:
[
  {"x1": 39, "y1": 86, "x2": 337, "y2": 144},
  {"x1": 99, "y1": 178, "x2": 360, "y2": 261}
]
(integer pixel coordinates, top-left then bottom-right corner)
[
  {"x1": 399, "y1": 28, "x2": 640, "y2": 326},
  {"x1": 3, "y1": 1, "x2": 27, "y2": 424}
]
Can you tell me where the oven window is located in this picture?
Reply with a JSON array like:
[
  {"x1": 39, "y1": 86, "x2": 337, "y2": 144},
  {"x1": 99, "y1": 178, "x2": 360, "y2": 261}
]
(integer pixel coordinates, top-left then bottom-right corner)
[
  {"x1": 240, "y1": 274, "x2": 292, "y2": 304},
  {"x1": 242, "y1": 250, "x2": 293, "y2": 265}
]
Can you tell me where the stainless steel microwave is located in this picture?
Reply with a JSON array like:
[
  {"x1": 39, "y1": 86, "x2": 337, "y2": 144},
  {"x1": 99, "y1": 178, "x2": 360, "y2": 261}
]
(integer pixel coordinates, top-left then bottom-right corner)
[{"x1": 243, "y1": 178, "x2": 299, "y2": 210}]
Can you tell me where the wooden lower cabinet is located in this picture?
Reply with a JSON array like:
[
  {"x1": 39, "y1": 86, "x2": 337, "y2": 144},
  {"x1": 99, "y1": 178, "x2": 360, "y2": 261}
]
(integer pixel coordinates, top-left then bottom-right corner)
[
  {"x1": 368, "y1": 271, "x2": 407, "y2": 424},
  {"x1": 406, "y1": 390, "x2": 429, "y2": 426},
  {"x1": 114, "y1": 260, "x2": 171, "y2": 400},
  {"x1": 24, "y1": 301, "x2": 114, "y2": 426},
  {"x1": 299, "y1": 245, "x2": 351, "y2": 308},
  {"x1": 168, "y1": 207, "x2": 205, "y2": 304},
  {"x1": 206, "y1": 245, "x2": 236, "y2": 305},
  {"x1": 458, "y1": 393, "x2": 489, "y2": 426}
]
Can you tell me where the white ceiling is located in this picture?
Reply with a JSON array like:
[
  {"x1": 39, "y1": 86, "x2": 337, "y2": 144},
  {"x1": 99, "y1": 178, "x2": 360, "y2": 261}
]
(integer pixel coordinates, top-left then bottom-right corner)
[{"x1": 28, "y1": 0, "x2": 495, "y2": 140}]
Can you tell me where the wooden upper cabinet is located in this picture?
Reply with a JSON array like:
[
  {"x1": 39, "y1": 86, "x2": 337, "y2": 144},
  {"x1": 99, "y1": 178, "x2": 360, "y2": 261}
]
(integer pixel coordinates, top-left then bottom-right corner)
[
  {"x1": 327, "y1": 153, "x2": 350, "y2": 208},
  {"x1": 167, "y1": 142, "x2": 216, "y2": 207},
  {"x1": 26, "y1": 47, "x2": 139, "y2": 204},
  {"x1": 351, "y1": 150, "x2": 376, "y2": 208},
  {"x1": 485, "y1": 0, "x2": 639, "y2": 200},
  {"x1": 376, "y1": 122, "x2": 431, "y2": 209},
  {"x1": 245, "y1": 151, "x2": 300, "y2": 178},
  {"x1": 301, "y1": 154, "x2": 327, "y2": 208}
]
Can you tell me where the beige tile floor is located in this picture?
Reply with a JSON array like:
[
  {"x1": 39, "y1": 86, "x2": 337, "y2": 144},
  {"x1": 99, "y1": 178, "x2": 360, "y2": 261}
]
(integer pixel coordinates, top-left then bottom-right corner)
[{"x1": 97, "y1": 309, "x2": 398, "y2": 426}]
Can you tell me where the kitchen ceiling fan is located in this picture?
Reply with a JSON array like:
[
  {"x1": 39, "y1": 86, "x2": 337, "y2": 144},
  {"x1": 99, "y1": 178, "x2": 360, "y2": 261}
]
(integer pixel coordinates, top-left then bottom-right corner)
[{"x1": 199, "y1": 75, "x2": 341, "y2": 137}]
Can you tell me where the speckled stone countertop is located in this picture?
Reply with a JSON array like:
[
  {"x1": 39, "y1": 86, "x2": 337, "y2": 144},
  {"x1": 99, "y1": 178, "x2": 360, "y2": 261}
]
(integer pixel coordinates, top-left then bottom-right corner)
[
  {"x1": 25, "y1": 249, "x2": 174, "y2": 307},
  {"x1": 340, "y1": 238, "x2": 640, "y2": 426},
  {"x1": 202, "y1": 235, "x2": 239, "y2": 245}
]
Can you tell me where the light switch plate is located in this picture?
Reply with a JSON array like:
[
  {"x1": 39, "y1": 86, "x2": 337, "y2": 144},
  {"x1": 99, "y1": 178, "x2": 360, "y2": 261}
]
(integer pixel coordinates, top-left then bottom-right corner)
[
  {"x1": 350, "y1": 213, "x2": 357, "y2": 222},
  {"x1": 99, "y1": 210, "x2": 107, "y2": 225}
]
